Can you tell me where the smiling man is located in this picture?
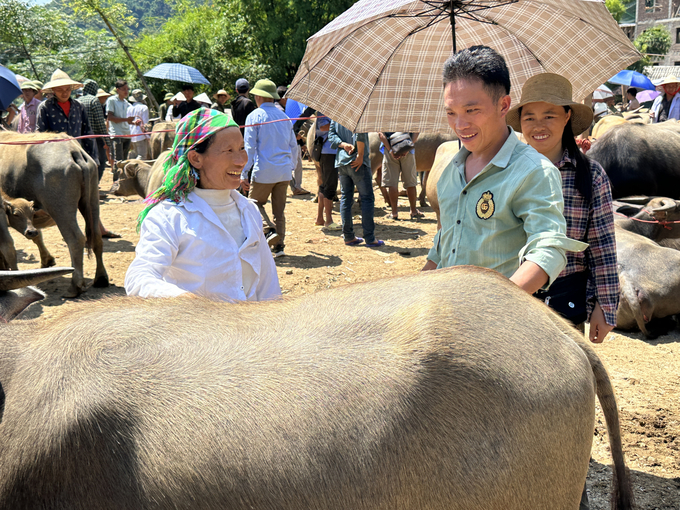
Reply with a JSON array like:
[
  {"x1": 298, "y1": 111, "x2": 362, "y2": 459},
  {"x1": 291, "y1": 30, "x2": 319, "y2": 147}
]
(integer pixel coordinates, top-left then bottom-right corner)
[{"x1": 422, "y1": 46, "x2": 586, "y2": 294}]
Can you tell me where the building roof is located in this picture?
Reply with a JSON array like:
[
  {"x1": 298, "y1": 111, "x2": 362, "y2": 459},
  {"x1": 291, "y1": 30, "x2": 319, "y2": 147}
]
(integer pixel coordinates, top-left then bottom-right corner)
[{"x1": 645, "y1": 66, "x2": 680, "y2": 81}]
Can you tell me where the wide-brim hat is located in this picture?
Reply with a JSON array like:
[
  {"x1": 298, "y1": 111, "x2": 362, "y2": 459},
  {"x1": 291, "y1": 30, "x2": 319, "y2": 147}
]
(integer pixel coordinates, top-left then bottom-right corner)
[
  {"x1": 96, "y1": 88, "x2": 112, "y2": 99},
  {"x1": 21, "y1": 80, "x2": 40, "y2": 92},
  {"x1": 506, "y1": 73, "x2": 593, "y2": 136},
  {"x1": 657, "y1": 75, "x2": 680, "y2": 86},
  {"x1": 41, "y1": 69, "x2": 82, "y2": 93},
  {"x1": 250, "y1": 79, "x2": 279, "y2": 100},
  {"x1": 131, "y1": 89, "x2": 146, "y2": 102},
  {"x1": 164, "y1": 92, "x2": 174, "y2": 101},
  {"x1": 213, "y1": 89, "x2": 230, "y2": 99}
]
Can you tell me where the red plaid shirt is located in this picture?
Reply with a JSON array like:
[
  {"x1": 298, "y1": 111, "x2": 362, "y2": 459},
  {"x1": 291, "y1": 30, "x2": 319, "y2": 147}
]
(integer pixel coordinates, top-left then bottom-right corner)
[{"x1": 556, "y1": 150, "x2": 619, "y2": 326}]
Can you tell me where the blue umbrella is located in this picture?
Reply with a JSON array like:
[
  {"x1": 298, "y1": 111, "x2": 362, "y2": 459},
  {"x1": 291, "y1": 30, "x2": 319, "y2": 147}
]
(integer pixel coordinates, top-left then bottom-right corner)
[
  {"x1": 0, "y1": 65, "x2": 22, "y2": 111},
  {"x1": 143, "y1": 63, "x2": 210, "y2": 85},
  {"x1": 608, "y1": 70, "x2": 656, "y2": 90}
]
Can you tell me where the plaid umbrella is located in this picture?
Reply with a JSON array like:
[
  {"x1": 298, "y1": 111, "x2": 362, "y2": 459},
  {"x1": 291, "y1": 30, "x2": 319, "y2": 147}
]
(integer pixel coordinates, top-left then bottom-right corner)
[
  {"x1": 144, "y1": 63, "x2": 211, "y2": 85},
  {"x1": 287, "y1": 0, "x2": 640, "y2": 132}
]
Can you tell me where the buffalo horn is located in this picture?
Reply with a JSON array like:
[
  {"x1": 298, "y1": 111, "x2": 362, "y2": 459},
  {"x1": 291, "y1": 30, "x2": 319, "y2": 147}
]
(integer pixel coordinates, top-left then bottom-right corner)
[
  {"x1": 0, "y1": 267, "x2": 75, "y2": 291},
  {"x1": 651, "y1": 198, "x2": 677, "y2": 214}
]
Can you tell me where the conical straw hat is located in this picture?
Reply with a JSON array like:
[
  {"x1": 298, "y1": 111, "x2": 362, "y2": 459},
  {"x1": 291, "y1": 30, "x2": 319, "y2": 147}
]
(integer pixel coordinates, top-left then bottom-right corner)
[{"x1": 41, "y1": 69, "x2": 83, "y2": 93}]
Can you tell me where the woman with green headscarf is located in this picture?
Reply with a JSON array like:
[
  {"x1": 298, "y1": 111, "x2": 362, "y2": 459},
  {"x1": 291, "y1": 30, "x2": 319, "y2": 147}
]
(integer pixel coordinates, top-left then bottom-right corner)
[{"x1": 125, "y1": 108, "x2": 281, "y2": 301}]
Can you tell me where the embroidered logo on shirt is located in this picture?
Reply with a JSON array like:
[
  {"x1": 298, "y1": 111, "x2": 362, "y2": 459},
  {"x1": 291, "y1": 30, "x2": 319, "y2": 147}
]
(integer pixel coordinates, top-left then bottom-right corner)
[{"x1": 476, "y1": 191, "x2": 495, "y2": 220}]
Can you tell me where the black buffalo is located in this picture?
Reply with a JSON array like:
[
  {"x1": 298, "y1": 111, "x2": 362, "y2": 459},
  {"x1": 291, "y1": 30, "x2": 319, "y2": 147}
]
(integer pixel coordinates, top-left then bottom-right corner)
[{"x1": 589, "y1": 121, "x2": 680, "y2": 199}]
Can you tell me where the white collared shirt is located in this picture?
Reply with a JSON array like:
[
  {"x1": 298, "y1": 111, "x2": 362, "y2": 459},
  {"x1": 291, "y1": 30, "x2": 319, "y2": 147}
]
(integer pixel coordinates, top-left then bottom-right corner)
[{"x1": 124, "y1": 189, "x2": 281, "y2": 301}]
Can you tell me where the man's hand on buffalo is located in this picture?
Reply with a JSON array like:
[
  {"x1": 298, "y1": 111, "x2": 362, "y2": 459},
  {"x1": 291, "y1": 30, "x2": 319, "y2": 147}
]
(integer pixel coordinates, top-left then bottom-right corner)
[
  {"x1": 589, "y1": 302, "x2": 614, "y2": 343},
  {"x1": 421, "y1": 259, "x2": 437, "y2": 271}
]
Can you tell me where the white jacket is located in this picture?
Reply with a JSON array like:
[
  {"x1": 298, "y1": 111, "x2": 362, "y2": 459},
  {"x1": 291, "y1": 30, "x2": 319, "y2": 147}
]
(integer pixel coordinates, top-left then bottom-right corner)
[{"x1": 125, "y1": 190, "x2": 281, "y2": 301}]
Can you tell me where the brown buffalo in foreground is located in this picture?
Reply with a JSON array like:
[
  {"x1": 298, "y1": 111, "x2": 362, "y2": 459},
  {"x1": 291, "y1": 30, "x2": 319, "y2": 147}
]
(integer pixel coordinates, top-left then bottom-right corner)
[
  {"x1": 0, "y1": 266, "x2": 633, "y2": 509},
  {"x1": 0, "y1": 132, "x2": 108, "y2": 297}
]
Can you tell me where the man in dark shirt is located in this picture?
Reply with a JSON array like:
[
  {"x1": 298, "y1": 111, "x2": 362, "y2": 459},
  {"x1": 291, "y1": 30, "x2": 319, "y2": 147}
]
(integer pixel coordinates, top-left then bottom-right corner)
[
  {"x1": 230, "y1": 78, "x2": 256, "y2": 135},
  {"x1": 174, "y1": 84, "x2": 201, "y2": 119},
  {"x1": 37, "y1": 69, "x2": 97, "y2": 162}
]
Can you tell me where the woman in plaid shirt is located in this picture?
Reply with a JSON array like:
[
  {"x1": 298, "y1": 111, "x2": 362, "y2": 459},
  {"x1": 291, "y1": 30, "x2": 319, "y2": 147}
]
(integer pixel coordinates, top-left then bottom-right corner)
[{"x1": 507, "y1": 73, "x2": 619, "y2": 345}]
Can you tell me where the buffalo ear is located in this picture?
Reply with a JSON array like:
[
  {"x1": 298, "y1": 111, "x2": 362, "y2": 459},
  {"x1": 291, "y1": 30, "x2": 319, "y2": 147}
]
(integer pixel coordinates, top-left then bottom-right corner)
[
  {"x1": 33, "y1": 209, "x2": 50, "y2": 221},
  {"x1": 3, "y1": 202, "x2": 11, "y2": 216}
]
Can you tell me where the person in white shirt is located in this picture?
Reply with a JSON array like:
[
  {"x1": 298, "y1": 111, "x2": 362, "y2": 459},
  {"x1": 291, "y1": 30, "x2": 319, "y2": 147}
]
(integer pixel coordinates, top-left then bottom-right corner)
[
  {"x1": 125, "y1": 108, "x2": 281, "y2": 302},
  {"x1": 127, "y1": 89, "x2": 150, "y2": 159},
  {"x1": 650, "y1": 76, "x2": 680, "y2": 123}
]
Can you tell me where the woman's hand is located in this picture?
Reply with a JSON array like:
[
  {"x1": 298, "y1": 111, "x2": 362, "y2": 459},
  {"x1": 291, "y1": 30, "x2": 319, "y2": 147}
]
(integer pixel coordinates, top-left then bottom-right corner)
[{"x1": 589, "y1": 302, "x2": 614, "y2": 343}]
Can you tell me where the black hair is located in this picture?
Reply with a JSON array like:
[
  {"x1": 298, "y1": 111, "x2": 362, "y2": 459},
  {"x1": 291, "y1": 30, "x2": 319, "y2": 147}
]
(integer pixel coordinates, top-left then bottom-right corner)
[
  {"x1": 276, "y1": 85, "x2": 287, "y2": 99},
  {"x1": 442, "y1": 45, "x2": 510, "y2": 103},
  {"x1": 192, "y1": 133, "x2": 216, "y2": 155},
  {"x1": 182, "y1": 84, "x2": 195, "y2": 91},
  {"x1": 627, "y1": 87, "x2": 638, "y2": 97},
  {"x1": 115, "y1": 79, "x2": 127, "y2": 89},
  {"x1": 561, "y1": 106, "x2": 592, "y2": 204}
]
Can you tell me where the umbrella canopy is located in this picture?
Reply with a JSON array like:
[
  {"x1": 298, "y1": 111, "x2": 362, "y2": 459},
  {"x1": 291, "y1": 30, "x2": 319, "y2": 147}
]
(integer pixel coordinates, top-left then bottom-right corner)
[
  {"x1": 608, "y1": 70, "x2": 655, "y2": 90},
  {"x1": 287, "y1": 0, "x2": 639, "y2": 132},
  {"x1": 0, "y1": 65, "x2": 22, "y2": 111},
  {"x1": 592, "y1": 84, "x2": 614, "y2": 101},
  {"x1": 636, "y1": 89, "x2": 660, "y2": 103},
  {"x1": 144, "y1": 63, "x2": 210, "y2": 85}
]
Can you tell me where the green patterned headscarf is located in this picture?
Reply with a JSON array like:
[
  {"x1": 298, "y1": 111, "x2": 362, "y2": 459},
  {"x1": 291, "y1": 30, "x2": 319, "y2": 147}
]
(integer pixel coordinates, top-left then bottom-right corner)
[{"x1": 137, "y1": 107, "x2": 239, "y2": 228}]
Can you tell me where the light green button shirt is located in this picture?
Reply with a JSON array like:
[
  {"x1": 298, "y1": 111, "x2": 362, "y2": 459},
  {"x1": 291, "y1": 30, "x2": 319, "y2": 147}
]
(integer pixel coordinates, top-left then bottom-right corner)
[{"x1": 427, "y1": 128, "x2": 587, "y2": 287}]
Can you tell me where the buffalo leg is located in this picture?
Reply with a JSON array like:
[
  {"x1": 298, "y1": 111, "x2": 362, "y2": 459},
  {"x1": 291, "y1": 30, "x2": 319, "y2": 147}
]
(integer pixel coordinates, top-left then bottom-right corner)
[
  {"x1": 48, "y1": 205, "x2": 87, "y2": 298},
  {"x1": 31, "y1": 231, "x2": 56, "y2": 268},
  {"x1": 80, "y1": 175, "x2": 109, "y2": 289},
  {"x1": 419, "y1": 170, "x2": 429, "y2": 208}
]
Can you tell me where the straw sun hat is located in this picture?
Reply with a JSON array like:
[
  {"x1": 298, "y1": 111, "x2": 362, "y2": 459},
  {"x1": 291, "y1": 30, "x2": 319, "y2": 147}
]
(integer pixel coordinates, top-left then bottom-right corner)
[
  {"x1": 96, "y1": 88, "x2": 112, "y2": 99},
  {"x1": 657, "y1": 75, "x2": 680, "y2": 86},
  {"x1": 41, "y1": 69, "x2": 82, "y2": 93},
  {"x1": 213, "y1": 89, "x2": 230, "y2": 99},
  {"x1": 506, "y1": 73, "x2": 593, "y2": 136}
]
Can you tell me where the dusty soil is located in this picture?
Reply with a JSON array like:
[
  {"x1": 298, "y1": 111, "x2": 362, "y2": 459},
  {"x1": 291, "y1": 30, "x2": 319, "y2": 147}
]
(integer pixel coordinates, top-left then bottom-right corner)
[{"x1": 11, "y1": 161, "x2": 679, "y2": 509}]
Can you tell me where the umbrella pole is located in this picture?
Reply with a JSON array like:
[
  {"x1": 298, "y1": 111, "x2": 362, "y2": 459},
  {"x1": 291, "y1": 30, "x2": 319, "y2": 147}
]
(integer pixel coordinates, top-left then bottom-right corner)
[{"x1": 450, "y1": 2, "x2": 456, "y2": 53}]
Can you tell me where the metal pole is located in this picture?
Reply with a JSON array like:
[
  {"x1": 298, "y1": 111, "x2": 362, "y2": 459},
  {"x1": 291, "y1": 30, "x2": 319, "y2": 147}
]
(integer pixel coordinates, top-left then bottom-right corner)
[{"x1": 450, "y1": 0, "x2": 456, "y2": 53}]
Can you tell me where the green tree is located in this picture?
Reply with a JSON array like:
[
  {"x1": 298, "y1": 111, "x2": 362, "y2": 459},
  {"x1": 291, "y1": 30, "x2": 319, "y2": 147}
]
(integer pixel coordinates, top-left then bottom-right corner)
[
  {"x1": 628, "y1": 26, "x2": 672, "y2": 73},
  {"x1": 234, "y1": 0, "x2": 356, "y2": 85},
  {"x1": 67, "y1": 0, "x2": 158, "y2": 109},
  {"x1": 0, "y1": 0, "x2": 71, "y2": 80},
  {"x1": 134, "y1": 1, "x2": 268, "y2": 99},
  {"x1": 605, "y1": 0, "x2": 626, "y2": 23}
]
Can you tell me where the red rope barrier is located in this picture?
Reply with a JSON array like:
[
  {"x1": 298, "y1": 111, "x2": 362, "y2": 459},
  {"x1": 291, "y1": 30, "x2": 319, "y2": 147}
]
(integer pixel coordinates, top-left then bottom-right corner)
[
  {"x1": 614, "y1": 210, "x2": 680, "y2": 228},
  {"x1": 0, "y1": 116, "x2": 324, "y2": 146}
]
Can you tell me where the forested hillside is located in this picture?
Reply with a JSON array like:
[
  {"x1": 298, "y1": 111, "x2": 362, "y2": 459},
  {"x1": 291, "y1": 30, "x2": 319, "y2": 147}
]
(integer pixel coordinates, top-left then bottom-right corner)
[{"x1": 0, "y1": 0, "x2": 354, "y2": 102}]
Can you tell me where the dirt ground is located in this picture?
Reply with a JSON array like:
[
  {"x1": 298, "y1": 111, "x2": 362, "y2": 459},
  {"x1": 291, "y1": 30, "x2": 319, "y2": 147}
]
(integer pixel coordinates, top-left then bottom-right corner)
[{"x1": 11, "y1": 161, "x2": 680, "y2": 509}]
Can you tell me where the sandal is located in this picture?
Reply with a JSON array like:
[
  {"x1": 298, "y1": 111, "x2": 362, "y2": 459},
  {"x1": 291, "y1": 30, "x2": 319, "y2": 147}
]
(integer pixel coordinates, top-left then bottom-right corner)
[
  {"x1": 365, "y1": 240, "x2": 385, "y2": 248},
  {"x1": 344, "y1": 237, "x2": 364, "y2": 246},
  {"x1": 293, "y1": 188, "x2": 311, "y2": 195},
  {"x1": 410, "y1": 211, "x2": 425, "y2": 219},
  {"x1": 322, "y1": 222, "x2": 342, "y2": 231}
]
